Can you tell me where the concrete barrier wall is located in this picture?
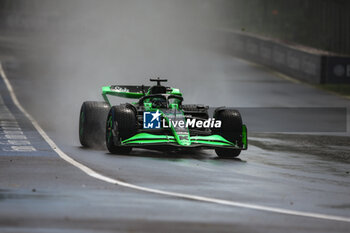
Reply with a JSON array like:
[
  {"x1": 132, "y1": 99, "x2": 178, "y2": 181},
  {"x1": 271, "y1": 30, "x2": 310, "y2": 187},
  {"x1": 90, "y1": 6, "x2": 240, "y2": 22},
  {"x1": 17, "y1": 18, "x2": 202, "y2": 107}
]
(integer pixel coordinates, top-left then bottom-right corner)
[{"x1": 225, "y1": 31, "x2": 350, "y2": 84}]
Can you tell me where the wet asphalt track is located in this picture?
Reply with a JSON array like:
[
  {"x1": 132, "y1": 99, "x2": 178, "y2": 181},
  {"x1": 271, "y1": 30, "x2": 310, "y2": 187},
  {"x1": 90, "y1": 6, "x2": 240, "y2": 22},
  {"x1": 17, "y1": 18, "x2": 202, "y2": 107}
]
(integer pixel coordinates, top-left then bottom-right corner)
[{"x1": 0, "y1": 37, "x2": 350, "y2": 233}]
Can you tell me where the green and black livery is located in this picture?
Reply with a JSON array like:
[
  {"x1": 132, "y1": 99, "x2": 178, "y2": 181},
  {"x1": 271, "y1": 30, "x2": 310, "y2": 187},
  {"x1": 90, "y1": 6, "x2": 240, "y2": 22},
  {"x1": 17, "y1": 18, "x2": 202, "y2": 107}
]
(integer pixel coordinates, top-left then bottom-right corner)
[{"x1": 79, "y1": 78, "x2": 247, "y2": 158}]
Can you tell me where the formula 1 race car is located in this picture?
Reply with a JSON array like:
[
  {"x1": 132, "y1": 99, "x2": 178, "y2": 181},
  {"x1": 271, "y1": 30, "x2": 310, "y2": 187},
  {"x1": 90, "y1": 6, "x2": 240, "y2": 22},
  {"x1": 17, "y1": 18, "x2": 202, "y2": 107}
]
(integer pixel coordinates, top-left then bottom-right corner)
[{"x1": 79, "y1": 78, "x2": 247, "y2": 158}]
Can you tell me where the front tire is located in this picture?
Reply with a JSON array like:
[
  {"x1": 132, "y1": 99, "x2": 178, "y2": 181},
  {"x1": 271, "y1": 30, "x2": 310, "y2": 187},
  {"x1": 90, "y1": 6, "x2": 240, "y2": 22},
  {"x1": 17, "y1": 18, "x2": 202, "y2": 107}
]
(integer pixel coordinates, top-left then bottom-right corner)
[
  {"x1": 79, "y1": 101, "x2": 110, "y2": 148},
  {"x1": 213, "y1": 108, "x2": 243, "y2": 158},
  {"x1": 106, "y1": 105, "x2": 137, "y2": 154},
  {"x1": 215, "y1": 148, "x2": 241, "y2": 158}
]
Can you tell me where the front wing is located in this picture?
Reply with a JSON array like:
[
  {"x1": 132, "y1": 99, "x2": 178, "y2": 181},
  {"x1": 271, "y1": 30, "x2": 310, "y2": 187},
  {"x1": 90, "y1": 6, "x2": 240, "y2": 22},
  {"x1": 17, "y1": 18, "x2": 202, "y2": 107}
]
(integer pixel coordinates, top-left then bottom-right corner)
[{"x1": 120, "y1": 130, "x2": 248, "y2": 150}]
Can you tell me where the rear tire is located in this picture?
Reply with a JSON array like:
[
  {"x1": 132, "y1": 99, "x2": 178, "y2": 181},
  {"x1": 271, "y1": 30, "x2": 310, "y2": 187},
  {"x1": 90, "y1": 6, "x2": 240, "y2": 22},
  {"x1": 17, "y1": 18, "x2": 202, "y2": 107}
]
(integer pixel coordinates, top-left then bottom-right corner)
[
  {"x1": 213, "y1": 108, "x2": 243, "y2": 158},
  {"x1": 79, "y1": 101, "x2": 110, "y2": 148},
  {"x1": 106, "y1": 105, "x2": 137, "y2": 154}
]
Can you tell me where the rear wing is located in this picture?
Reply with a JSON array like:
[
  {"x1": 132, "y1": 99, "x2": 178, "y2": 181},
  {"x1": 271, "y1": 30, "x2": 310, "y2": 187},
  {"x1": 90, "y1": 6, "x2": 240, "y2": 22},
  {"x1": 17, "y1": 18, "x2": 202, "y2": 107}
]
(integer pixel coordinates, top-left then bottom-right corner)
[
  {"x1": 102, "y1": 85, "x2": 150, "y2": 105},
  {"x1": 102, "y1": 84, "x2": 182, "y2": 106}
]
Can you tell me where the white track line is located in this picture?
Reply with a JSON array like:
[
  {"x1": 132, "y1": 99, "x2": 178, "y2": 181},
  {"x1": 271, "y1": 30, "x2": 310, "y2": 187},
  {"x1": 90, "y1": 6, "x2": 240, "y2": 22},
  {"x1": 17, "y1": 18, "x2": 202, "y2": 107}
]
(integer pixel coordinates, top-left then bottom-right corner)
[{"x1": 1, "y1": 62, "x2": 350, "y2": 223}]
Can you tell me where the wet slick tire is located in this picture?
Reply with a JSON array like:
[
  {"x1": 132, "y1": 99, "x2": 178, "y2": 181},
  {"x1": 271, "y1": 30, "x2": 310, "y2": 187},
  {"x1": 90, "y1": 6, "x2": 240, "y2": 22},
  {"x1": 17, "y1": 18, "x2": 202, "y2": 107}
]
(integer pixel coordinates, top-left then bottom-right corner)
[
  {"x1": 106, "y1": 105, "x2": 137, "y2": 154},
  {"x1": 215, "y1": 148, "x2": 241, "y2": 158},
  {"x1": 79, "y1": 101, "x2": 110, "y2": 148},
  {"x1": 213, "y1": 108, "x2": 242, "y2": 158}
]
